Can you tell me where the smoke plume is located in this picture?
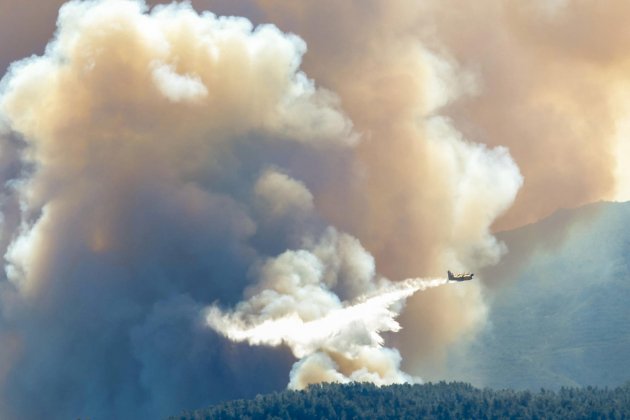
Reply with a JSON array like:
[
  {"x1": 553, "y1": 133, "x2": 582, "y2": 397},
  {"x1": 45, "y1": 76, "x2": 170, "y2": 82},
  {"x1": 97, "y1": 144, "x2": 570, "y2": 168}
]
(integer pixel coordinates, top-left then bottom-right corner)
[
  {"x1": 0, "y1": 1, "x2": 520, "y2": 417},
  {"x1": 244, "y1": 1, "x2": 523, "y2": 372},
  {"x1": 2, "y1": 0, "x2": 627, "y2": 418},
  {"x1": 0, "y1": 1, "x2": 362, "y2": 417}
]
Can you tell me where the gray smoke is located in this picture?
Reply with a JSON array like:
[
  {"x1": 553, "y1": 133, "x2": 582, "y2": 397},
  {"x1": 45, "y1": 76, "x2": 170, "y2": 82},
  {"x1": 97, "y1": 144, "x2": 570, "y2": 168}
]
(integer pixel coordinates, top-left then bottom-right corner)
[
  {"x1": 0, "y1": 1, "x2": 357, "y2": 418},
  {"x1": 0, "y1": 0, "x2": 526, "y2": 418}
]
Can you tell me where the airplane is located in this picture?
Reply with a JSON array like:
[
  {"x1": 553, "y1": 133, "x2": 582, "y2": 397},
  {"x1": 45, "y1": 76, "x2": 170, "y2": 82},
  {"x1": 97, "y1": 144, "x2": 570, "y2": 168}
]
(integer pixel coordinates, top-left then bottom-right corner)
[{"x1": 447, "y1": 270, "x2": 474, "y2": 281}]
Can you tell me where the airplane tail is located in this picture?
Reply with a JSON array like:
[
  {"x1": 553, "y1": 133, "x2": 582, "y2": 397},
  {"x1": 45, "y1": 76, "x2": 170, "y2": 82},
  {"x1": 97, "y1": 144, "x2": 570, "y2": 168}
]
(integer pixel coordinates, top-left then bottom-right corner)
[{"x1": 447, "y1": 271, "x2": 454, "y2": 280}]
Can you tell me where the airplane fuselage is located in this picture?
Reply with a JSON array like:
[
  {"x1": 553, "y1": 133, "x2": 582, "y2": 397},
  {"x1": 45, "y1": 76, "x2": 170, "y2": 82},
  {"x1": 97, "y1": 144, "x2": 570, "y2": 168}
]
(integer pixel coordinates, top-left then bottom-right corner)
[{"x1": 447, "y1": 271, "x2": 474, "y2": 281}]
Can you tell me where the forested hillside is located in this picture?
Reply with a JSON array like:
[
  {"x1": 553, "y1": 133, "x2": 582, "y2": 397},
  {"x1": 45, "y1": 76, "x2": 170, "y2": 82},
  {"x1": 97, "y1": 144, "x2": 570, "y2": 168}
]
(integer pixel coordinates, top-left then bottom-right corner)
[
  {"x1": 443, "y1": 201, "x2": 630, "y2": 390},
  {"x1": 172, "y1": 381, "x2": 630, "y2": 419}
]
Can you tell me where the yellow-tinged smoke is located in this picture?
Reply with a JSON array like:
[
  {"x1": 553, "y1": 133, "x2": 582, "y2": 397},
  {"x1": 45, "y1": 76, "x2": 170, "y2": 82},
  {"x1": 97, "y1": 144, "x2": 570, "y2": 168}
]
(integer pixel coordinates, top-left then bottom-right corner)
[
  {"x1": 0, "y1": 1, "x2": 361, "y2": 417},
  {"x1": 247, "y1": 0, "x2": 522, "y2": 372},
  {"x1": 235, "y1": 0, "x2": 630, "y2": 374},
  {"x1": 0, "y1": 0, "x2": 628, "y2": 416},
  {"x1": 0, "y1": 1, "x2": 521, "y2": 410}
]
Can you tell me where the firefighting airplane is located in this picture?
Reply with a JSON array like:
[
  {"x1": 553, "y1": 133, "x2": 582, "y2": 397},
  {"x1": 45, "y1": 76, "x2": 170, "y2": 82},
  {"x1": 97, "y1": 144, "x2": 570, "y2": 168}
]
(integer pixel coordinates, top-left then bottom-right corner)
[{"x1": 447, "y1": 271, "x2": 474, "y2": 281}]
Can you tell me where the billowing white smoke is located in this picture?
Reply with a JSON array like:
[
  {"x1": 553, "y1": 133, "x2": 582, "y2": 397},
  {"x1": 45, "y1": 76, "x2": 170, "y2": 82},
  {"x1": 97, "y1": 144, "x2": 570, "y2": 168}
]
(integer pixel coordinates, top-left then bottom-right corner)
[
  {"x1": 207, "y1": 227, "x2": 449, "y2": 389},
  {"x1": 0, "y1": 0, "x2": 522, "y2": 418},
  {"x1": 0, "y1": 0, "x2": 359, "y2": 417}
]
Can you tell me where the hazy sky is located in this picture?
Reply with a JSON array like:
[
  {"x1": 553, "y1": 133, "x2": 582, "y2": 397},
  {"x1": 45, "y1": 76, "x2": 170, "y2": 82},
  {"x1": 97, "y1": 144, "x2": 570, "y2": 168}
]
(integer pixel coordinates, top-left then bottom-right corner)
[{"x1": 0, "y1": 1, "x2": 629, "y2": 418}]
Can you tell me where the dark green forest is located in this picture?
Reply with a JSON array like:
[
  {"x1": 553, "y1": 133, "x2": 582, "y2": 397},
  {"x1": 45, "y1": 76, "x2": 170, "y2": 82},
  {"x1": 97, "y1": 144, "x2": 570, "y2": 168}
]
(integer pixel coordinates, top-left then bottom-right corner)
[{"x1": 171, "y1": 381, "x2": 630, "y2": 419}]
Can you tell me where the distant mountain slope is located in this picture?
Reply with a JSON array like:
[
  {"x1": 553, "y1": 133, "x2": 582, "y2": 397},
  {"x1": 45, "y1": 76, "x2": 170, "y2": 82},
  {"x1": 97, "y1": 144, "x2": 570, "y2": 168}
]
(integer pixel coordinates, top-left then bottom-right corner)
[
  {"x1": 171, "y1": 381, "x2": 630, "y2": 419},
  {"x1": 446, "y1": 201, "x2": 630, "y2": 390}
]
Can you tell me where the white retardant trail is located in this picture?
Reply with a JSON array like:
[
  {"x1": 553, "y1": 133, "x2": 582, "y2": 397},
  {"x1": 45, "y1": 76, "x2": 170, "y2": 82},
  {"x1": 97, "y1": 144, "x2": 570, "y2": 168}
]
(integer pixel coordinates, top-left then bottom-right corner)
[
  {"x1": 207, "y1": 278, "x2": 447, "y2": 356},
  {"x1": 207, "y1": 275, "x2": 448, "y2": 387}
]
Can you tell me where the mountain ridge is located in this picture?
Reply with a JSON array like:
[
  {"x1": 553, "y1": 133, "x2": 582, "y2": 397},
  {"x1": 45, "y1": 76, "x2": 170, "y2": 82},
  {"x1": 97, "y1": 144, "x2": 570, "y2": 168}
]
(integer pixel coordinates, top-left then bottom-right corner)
[{"x1": 442, "y1": 200, "x2": 630, "y2": 390}]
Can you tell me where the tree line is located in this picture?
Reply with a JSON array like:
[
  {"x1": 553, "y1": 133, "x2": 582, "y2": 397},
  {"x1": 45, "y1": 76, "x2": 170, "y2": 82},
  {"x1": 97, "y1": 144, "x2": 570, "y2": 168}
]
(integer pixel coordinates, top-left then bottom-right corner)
[{"x1": 171, "y1": 380, "x2": 630, "y2": 419}]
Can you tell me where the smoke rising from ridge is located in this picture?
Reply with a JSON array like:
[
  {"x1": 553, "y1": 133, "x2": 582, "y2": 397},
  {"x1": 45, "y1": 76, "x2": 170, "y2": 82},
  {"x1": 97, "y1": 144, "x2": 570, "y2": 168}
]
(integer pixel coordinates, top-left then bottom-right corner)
[
  {"x1": 1, "y1": 0, "x2": 627, "y2": 417},
  {"x1": 0, "y1": 1, "x2": 362, "y2": 417},
  {"x1": 0, "y1": 1, "x2": 520, "y2": 416}
]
